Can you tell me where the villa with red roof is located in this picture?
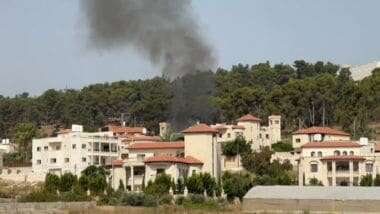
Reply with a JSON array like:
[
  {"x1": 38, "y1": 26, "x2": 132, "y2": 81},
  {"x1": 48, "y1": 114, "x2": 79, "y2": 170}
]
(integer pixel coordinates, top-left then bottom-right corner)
[
  {"x1": 110, "y1": 114, "x2": 282, "y2": 191},
  {"x1": 271, "y1": 126, "x2": 380, "y2": 187}
]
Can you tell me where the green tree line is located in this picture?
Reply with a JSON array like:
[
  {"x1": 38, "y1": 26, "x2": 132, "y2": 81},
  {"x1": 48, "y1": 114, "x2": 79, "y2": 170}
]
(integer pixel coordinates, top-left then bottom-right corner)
[{"x1": 0, "y1": 60, "x2": 379, "y2": 138}]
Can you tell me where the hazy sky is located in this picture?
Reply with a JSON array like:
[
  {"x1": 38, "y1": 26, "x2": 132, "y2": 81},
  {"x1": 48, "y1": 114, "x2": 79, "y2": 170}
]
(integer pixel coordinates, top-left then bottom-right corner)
[{"x1": 1, "y1": 0, "x2": 379, "y2": 96}]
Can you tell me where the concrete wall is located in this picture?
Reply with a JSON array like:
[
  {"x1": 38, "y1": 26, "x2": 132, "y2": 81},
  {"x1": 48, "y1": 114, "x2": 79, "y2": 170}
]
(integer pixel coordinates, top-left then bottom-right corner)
[{"x1": 242, "y1": 198, "x2": 380, "y2": 213}]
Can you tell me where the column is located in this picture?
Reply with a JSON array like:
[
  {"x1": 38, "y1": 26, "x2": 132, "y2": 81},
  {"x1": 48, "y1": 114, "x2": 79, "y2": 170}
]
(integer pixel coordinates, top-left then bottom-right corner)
[
  {"x1": 332, "y1": 161, "x2": 336, "y2": 186},
  {"x1": 131, "y1": 166, "x2": 134, "y2": 192},
  {"x1": 298, "y1": 160, "x2": 303, "y2": 186},
  {"x1": 349, "y1": 161, "x2": 353, "y2": 186}
]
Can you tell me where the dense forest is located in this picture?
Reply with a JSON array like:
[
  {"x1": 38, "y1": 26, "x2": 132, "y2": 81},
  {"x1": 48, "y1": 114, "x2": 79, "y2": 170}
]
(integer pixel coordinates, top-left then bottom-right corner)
[{"x1": 0, "y1": 60, "x2": 379, "y2": 139}]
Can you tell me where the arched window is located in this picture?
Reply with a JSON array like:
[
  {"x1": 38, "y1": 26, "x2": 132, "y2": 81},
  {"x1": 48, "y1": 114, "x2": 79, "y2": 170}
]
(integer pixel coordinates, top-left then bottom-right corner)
[
  {"x1": 334, "y1": 150, "x2": 340, "y2": 156},
  {"x1": 318, "y1": 151, "x2": 323, "y2": 157},
  {"x1": 350, "y1": 151, "x2": 354, "y2": 155},
  {"x1": 342, "y1": 151, "x2": 348, "y2": 156},
  {"x1": 311, "y1": 151, "x2": 315, "y2": 157}
]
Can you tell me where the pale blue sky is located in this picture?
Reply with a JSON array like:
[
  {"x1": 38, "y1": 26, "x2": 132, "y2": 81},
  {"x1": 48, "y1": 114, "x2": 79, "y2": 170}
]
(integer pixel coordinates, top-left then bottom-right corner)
[{"x1": 1, "y1": 0, "x2": 379, "y2": 96}]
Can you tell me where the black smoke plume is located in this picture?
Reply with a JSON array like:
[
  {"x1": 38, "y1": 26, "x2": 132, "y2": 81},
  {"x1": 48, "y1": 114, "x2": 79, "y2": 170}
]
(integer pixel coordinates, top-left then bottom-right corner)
[{"x1": 80, "y1": 0, "x2": 216, "y2": 78}]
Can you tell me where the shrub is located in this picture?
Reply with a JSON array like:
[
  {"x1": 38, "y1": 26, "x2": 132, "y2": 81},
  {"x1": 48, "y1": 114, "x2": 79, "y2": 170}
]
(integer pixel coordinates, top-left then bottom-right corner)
[
  {"x1": 45, "y1": 173, "x2": 60, "y2": 193},
  {"x1": 159, "y1": 194, "x2": 173, "y2": 205},
  {"x1": 80, "y1": 166, "x2": 108, "y2": 194},
  {"x1": 18, "y1": 190, "x2": 59, "y2": 202},
  {"x1": 144, "y1": 174, "x2": 171, "y2": 195},
  {"x1": 59, "y1": 172, "x2": 77, "y2": 192},
  {"x1": 186, "y1": 174, "x2": 204, "y2": 194},
  {"x1": 78, "y1": 175, "x2": 89, "y2": 191},
  {"x1": 374, "y1": 174, "x2": 380, "y2": 186},
  {"x1": 309, "y1": 177, "x2": 323, "y2": 186},
  {"x1": 271, "y1": 141, "x2": 293, "y2": 152},
  {"x1": 175, "y1": 196, "x2": 186, "y2": 205},
  {"x1": 360, "y1": 174, "x2": 373, "y2": 186},
  {"x1": 189, "y1": 194, "x2": 206, "y2": 204},
  {"x1": 120, "y1": 192, "x2": 157, "y2": 207}
]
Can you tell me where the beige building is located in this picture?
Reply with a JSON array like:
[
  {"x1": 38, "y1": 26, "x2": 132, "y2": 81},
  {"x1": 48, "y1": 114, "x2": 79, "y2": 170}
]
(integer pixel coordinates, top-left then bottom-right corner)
[
  {"x1": 292, "y1": 126, "x2": 351, "y2": 149},
  {"x1": 273, "y1": 126, "x2": 380, "y2": 186}
]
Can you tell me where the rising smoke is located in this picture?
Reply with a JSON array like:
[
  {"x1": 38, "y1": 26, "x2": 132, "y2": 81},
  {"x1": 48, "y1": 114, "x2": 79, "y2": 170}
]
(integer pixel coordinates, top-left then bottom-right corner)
[{"x1": 80, "y1": 0, "x2": 216, "y2": 78}]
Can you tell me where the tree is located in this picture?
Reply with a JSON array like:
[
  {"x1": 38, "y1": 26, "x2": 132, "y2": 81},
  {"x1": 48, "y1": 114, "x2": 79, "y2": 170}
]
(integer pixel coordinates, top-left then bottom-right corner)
[
  {"x1": 185, "y1": 173, "x2": 204, "y2": 194},
  {"x1": 222, "y1": 171, "x2": 253, "y2": 201},
  {"x1": 45, "y1": 173, "x2": 60, "y2": 193},
  {"x1": 80, "y1": 166, "x2": 108, "y2": 194},
  {"x1": 271, "y1": 141, "x2": 294, "y2": 152},
  {"x1": 118, "y1": 179, "x2": 125, "y2": 192},
  {"x1": 222, "y1": 136, "x2": 252, "y2": 156},
  {"x1": 360, "y1": 174, "x2": 373, "y2": 186},
  {"x1": 241, "y1": 146, "x2": 273, "y2": 176},
  {"x1": 12, "y1": 123, "x2": 38, "y2": 161},
  {"x1": 59, "y1": 172, "x2": 77, "y2": 192},
  {"x1": 200, "y1": 173, "x2": 216, "y2": 197}
]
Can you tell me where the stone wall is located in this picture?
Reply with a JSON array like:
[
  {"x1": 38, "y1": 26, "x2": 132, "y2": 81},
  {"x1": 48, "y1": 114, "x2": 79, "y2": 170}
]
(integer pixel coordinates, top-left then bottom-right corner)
[{"x1": 0, "y1": 201, "x2": 96, "y2": 214}]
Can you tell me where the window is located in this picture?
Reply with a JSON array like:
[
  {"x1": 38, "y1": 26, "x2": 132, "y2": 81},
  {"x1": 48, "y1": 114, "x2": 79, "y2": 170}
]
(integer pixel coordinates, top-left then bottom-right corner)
[
  {"x1": 259, "y1": 134, "x2": 262, "y2": 139},
  {"x1": 275, "y1": 120, "x2": 279, "y2": 124},
  {"x1": 227, "y1": 133, "x2": 231, "y2": 138},
  {"x1": 295, "y1": 138, "x2": 301, "y2": 143},
  {"x1": 36, "y1": 160, "x2": 41, "y2": 165},
  {"x1": 55, "y1": 145, "x2": 61, "y2": 150},
  {"x1": 342, "y1": 151, "x2": 347, "y2": 156},
  {"x1": 82, "y1": 157, "x2": 87, "y2": 162},
  {"x1": 156, "y1": 168, "x2": 165, "y2": 175},
  {"x1": 334, "y1": 150, "x2": 340, "y2": 156},
  {"x1": 350, "y1": 151, "x2": 354, "y2": 155},
  {"x1": 50, "y1": 158, "x2": 57, "y2": 164},
  {"x1": 265, "y1": 134, "x2": 269, "y2": 139},
  {"x1": 64, "y1": 158, "x2": 69, "y2": 163},
  {"x1": 366, "y1": 163, "x2": 373, "y2": 173},
  {"x1": 310, "y1": 163, "x2": 318, "y2": 172},
  {"x1": 318, "y1": 151, "x2": 322, "y2": 157},
  {"x1": 311, "y1": 151, "x2": 315, "y2": 157},
  {"x1": 137, "y1": 154, "x2": 145, "y2": 161},
  {"x1": 36, "y1": 147, "x2": 41, "y2": 152},
  {"x1": 82, "y1": 144, "x2": 86, "y2": 149},
  {"x1": 72, "y1": 144, "x2": 76, "y2": 149},
  {"x1": 44, "y1": 146, "x2": 48, "y2": 151},
  {"x1": 218, "y1": 133, "x2": 222, "y2": 138}
]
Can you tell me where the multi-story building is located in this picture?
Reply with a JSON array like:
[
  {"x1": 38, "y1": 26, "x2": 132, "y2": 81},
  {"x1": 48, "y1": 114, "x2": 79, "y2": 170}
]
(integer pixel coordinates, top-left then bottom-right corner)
[
  {"x1": 32, "y1": 125, "x2": 119, "y2": 177},
  {"x1": 111, "y1": 114, "x2": 282, "y2": 190},
  {"x1": 273, "y1": 126, "x2": 380, "y2": 186}
]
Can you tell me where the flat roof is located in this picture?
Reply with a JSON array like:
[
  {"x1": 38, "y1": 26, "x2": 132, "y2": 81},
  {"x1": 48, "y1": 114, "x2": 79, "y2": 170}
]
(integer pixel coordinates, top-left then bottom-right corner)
[{"x1": 244, "y1": 186, "x2": 380, "y2": 200}]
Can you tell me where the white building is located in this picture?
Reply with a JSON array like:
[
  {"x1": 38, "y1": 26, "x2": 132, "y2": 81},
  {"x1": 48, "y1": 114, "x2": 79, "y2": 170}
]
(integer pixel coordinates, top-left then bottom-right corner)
[
  {"x1": 0, "y1": 139, "x2": 16, "y2": 153},
  {"x1": 342, "y1": 61, "x2": 380, "y2": 81},
  {"x1": 32, "y1": 124, "x2": 119, "y2": 177}
]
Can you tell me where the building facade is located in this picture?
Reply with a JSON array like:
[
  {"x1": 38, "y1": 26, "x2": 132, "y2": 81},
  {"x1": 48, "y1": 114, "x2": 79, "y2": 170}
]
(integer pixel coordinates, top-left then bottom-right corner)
[{"x1": 32, "y1": 125, "x2": 119, "y2": 177}]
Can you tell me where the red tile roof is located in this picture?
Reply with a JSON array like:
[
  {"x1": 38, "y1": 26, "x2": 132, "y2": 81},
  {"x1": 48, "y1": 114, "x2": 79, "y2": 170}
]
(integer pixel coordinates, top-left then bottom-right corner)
[
  {"x1": 104, "y1": 125, "x2": 145, "y2": 134},
  {"x1": 214, "y1": 125, "x2": 228, "y2": 130},
  {"x1": 144, "y1": 155, "x2": 203, "y2": 165},
  {"x1": 301, "y1": 141, "x2": 361, "y2": 148},
  {"x1": 128, "y1": 141, "x2": 184, "y2": 150},
  {"x1": 182, "y1": 123, "x2": 218, "y2": 134},
  {"x1": 111, "y1": 159, "x2": 124, "y2": 166},
  {"x1": 293, "y1": 126, "x2": 350, "y2": 136},
  {"x1": 321, "y1": 155, "x2": 365, "y2": 161},
  {"x1": 375, "y1": 143, "x2": 380, "y2": 152},
  {"x1": 232, "y1": 125, "x2": 245, "y2": 129},
  {"x1": 237, "y1": 114, "x2": 261, "y2": 122}
]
